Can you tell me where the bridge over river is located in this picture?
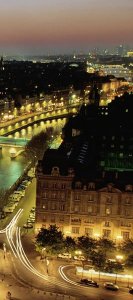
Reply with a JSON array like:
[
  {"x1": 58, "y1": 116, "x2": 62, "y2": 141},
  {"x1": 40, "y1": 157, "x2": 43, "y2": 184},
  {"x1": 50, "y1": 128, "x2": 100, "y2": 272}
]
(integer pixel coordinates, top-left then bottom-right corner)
[{"x1": 0, "y1": 136, "x2": 29, "y2": 146}]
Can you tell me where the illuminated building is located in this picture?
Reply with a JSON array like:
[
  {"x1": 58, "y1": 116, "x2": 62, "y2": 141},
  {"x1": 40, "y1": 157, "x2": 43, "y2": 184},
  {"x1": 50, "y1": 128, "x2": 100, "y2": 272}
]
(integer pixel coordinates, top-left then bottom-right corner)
[{"x1": 35, "y1": 151, "x2": 133, "y2": 241}]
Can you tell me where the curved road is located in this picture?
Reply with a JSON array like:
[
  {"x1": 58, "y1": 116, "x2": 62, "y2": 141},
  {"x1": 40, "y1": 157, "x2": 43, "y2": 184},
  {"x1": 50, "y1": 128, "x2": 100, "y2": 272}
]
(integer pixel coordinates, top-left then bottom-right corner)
[{"x1": 0, "y1": 180, "x2": 133, "y2": 300}]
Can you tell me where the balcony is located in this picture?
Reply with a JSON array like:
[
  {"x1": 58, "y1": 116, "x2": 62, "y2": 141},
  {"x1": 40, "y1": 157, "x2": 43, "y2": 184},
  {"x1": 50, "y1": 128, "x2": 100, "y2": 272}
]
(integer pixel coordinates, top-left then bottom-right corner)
[{"x1": 71, "y1": 219, "x2": 81, "y2": 225}]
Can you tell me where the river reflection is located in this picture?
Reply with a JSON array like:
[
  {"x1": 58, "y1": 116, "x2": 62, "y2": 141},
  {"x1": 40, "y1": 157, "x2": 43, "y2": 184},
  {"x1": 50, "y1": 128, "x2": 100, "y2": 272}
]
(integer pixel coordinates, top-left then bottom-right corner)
[
  {"x1": 0, "y1": 118, "x2": 66, "y2": 190},
  {"x1": 0, "y1": 146, "x2": 28, "y2": 190},
  {"x1": 8, "y1": 118, "x2": 66, "y2": 139}
]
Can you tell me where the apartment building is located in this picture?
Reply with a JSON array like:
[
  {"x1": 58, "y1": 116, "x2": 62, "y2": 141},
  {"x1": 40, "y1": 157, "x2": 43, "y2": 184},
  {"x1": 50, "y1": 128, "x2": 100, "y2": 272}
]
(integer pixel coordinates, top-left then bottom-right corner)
[{"x1": 35, "y1": 149, "x2": 133, "y2": 241}]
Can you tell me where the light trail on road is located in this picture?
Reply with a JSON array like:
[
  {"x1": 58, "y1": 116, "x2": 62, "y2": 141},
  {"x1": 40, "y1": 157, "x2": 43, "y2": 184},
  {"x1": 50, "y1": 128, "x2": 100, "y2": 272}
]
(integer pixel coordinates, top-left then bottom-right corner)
[
  {"x1": 0, "y1": 210, "x2": 81, "y2": 293},
  {"x1": 59, "y1": 265, "x2": 80, "y2": 287},
  {"x1": 0, "y1": 210, "x2": 131, "y2": 299},
  {"x1": 0, "y1": 208, "x2": 23, "y2": 235}
]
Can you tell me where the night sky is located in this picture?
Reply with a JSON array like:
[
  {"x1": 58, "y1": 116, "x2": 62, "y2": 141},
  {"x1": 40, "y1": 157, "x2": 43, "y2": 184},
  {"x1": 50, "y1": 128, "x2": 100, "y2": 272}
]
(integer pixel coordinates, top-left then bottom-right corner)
[{"x1": 0, "y1": 0, "x2": 132, "y2": 55}]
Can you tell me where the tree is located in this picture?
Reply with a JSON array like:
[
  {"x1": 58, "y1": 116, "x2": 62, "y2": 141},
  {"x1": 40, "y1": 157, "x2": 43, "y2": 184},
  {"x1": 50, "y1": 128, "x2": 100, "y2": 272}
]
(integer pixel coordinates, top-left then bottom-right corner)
[
  {"x1": 64, "y1": 236, "x2": 76, "y2": 253},
  {"x1": 36, "y1": 225, "x2": 64, "y2": 255},
  {"x1": 77, "y1": 236, "x2": 96, "y2": 258},
  {"x1": 97, "y1": 238, "x2": 116, "y2": 256},
  {"x1": 125, "y1": 254, "x2": 133, "y2": 270},
  {"x1": 0, "y1": 188, "x2": 8, "y2": 210},
  {"x1": 105, "y1": 261, "x2": 124, "y2": 283},
  {"x1": 90, "y1": 250, "x2": 106, "y2": 280},
  {"x1": 25, "y1": 130, "x2": 50, "y2": 162},
  {"x1": 121, "y1": 239, "x2": 133, "y2": 256}
]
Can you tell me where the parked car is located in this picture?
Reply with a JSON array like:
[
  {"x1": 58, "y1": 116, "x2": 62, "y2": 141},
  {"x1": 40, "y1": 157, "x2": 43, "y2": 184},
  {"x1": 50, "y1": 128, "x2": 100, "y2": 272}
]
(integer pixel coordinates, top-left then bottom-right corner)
[
  {"x1": 30, "y1": 207, "x2": 35, "y2": 212},
  {"x1": 104, "y1": 282, "x2": 119, "y2": 291},
  {"x1": 58, "y1": 253, "x2": 72, "y2": 259},
  {"x1": 23, "y1": 223, "x2": 33, "y2": 229},
  {"x1": 29, "y1": 216, "x2": 35, "y2": 220},
  {"x1": 20, "y1": 184, "x2": 28, "y2": 190},
  {"x1": 10, "y1": 197, "x2": 20, "y2": 203},
  {"x1": 80, "y1": 279, "x2": 99, "y2": 288},
  {"x1": 3, "y1": 206, "x2": 14, "y2": 213},
  {"x1": 8, "y1": 201, "x2": 18, "y2": 208},
  {"x1": 74, "y1": 255, "x2": 86, "y2": 261},
  {"x1": 22, "y1": 180, "x2": 31, "y2": 186},
  {"x1": 14, "y1": 190, "x2": 25, "y2": 197},
  {"x1": 28, "y1": 218, "x2": 35, "y2": 223},
  {"x1": 18, "y1": 185, "x2": 26, "y2": 191},
  {"x1": 21, "y1": 181, "x2": 29, "y2": 187},
  {"x1": 9, "y1": 194, "x2": 21, "y2": 200}
]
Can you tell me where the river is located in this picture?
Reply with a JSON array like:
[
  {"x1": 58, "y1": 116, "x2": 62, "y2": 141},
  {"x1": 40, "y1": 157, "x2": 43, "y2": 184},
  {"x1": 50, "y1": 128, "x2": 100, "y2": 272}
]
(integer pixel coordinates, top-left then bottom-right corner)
[{"x1": 0, "y1": 118, "x2": 66, "y2": 190}]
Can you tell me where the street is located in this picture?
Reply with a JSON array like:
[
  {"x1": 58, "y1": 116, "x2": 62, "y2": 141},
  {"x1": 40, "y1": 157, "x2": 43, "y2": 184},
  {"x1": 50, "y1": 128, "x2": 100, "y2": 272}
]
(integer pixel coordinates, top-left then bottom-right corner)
[{"x1": 0, "y1": 179, "x2": 133, "y2": 300}]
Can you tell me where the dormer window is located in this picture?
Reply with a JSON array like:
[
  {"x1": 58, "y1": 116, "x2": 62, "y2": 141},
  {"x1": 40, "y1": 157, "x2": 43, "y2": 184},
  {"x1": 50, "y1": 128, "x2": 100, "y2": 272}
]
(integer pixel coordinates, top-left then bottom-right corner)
[
  {"x1": 51, "y1": 166, "x2": 60, "y2": 176},
  {"x1": 88, "y1": 182, "x2": 95, "y2": 190},
  {"x1": 75, "y1": 181, "x2": 82, "y2": 189}
]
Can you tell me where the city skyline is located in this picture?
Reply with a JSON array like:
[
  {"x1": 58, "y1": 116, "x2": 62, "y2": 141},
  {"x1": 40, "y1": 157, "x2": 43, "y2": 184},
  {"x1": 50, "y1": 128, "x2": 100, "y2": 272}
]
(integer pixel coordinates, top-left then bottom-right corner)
[{"x1": 0, "y1": 0, "x2": 132, "y2": 55}]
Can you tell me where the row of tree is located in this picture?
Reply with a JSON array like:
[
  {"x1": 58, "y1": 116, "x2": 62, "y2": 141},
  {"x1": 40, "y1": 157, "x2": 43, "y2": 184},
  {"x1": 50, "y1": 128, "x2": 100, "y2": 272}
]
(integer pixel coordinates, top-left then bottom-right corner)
[{"x1": 35, "y1": 225, "x2": 133, "y2": 274}]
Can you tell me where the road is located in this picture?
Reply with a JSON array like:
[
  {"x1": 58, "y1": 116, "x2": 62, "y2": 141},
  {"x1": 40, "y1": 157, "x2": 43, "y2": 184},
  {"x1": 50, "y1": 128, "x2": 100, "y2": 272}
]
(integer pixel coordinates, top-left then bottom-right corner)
[{"x1": 0, "y1": 180, "x2": 133, "y2": 299}]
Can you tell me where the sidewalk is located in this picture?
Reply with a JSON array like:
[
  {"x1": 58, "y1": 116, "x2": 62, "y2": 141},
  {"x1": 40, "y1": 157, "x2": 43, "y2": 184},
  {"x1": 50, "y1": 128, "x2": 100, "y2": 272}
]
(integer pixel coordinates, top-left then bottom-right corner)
[{"x1": 0, "y1": 279, "x2": 77, "y2": 300}]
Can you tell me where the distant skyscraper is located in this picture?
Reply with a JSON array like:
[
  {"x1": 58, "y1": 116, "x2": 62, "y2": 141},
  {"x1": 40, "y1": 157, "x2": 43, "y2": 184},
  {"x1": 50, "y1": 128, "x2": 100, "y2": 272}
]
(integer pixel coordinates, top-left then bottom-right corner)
[{"x1": 116, "y1": 45, "x2": 123, "y2": 56}]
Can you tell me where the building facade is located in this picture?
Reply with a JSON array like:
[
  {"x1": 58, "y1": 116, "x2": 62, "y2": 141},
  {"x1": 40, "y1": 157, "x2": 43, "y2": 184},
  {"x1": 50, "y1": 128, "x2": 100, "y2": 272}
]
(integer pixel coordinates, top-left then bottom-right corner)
[{"x1": 35, "y1": 161, "x2": 133, "y2": 242}]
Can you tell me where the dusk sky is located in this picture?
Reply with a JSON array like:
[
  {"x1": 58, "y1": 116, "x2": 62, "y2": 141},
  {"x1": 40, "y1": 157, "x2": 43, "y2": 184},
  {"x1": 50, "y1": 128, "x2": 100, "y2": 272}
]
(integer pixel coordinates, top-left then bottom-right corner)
[{"x1": 0, "y1": 0, "x2": 132, "y2": 55}]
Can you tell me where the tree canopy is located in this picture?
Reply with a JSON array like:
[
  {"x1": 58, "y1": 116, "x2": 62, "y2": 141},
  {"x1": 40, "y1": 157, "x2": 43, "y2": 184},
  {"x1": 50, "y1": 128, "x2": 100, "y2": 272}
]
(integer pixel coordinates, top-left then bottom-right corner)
[{"x1": 36, "y1": 225, "x2": 64, "y2": 255}]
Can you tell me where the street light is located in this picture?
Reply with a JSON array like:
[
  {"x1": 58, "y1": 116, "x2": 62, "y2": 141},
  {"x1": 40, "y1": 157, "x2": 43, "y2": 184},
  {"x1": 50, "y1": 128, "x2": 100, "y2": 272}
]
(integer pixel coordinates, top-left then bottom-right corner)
[
  {"x1": 46, "y1": 258, "x2": 49, "y2": 274},
  {"x1": 116, "y1": 255, "x2": 124, "y2": 261},
  {"x1": 41, "y1": 247, "x2": 46, "y2": 259},
  {"x1": 75, "y1": 250, "x2": 82, "y2": 255},
  {"x1": 94, "y1": 233, "x2": 100, "y2": 239},
  {"x1": 116, "y1": 235, "x2": 123, "y2": 245}
]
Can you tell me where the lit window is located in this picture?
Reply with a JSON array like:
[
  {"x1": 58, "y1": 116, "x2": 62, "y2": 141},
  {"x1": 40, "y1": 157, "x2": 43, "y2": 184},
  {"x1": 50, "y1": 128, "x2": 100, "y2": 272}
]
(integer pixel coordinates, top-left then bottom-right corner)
[
  {"x1": 61, "y1": 193, "x2": 65, "y2": 200},
  {"x1": 88, "y1": 195, "x2": 93, "y2": 202},
  {"x1": 74, "y1": 194, "x2": 80, "y2": 201},
  {"x1": 51, "y1": 202, "x2": 56, "y2": 210},
  {"x1": 106, "y1": 208, "x2": 111, "y2": 215},
  {"x1": 75, "y1": 181, "x2": 82, "y2": 189},
  {"x1": 74, "y1": 205, "x2": 79, "y2": 212},
  {"x1": 72, "y1": 227, "x2": 79, "y2": 234},
  {"x1": 43, "y1": 192, "x2": 47, "y2": 199},
  {"x1": 60, "y1": 204, "x2": 65, "y2": 211},
  {"x1": 52, "y1": 193, "x2": 56, "y2": 199},
  {"x1": 88, "y1": 206, "x2": 93, "y2": 214},
  {"x1": 85, "y1": 228, "x2": 93, "y2": 236},
  {"x1": 62, "y1": 184, "x2": 66, "y2": 189},
  {"x1": 103, "y1": 229, "x2": 111, "y2": 238},
  {"x1": 53, "y1": 183, "x2": 57, "y2": 189},
  {"x1": 121, "y1": 231, "x2": 129, "y2": 240},
  {"x1": 125, "y1": 209, "x2": 130, "y2": 216},
  {"x1": 104, "y1": 221, "x2": 110, "y2": 227}
]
